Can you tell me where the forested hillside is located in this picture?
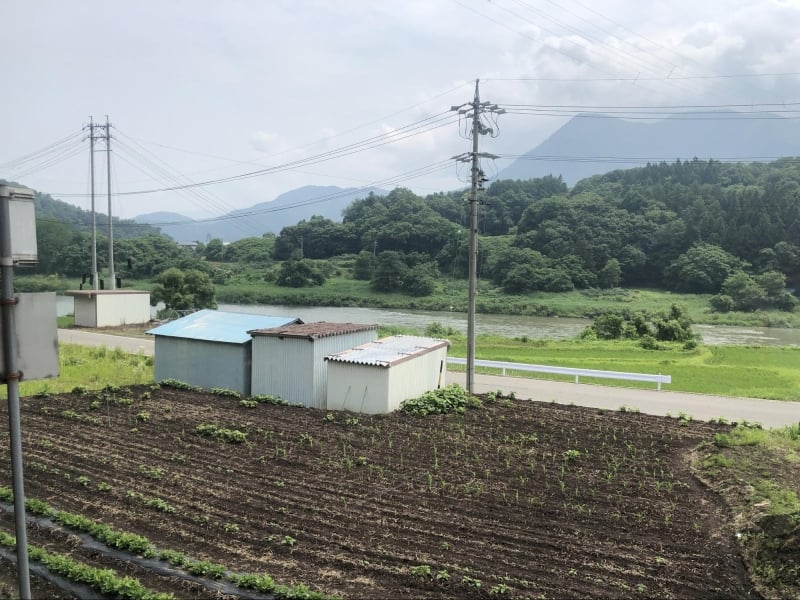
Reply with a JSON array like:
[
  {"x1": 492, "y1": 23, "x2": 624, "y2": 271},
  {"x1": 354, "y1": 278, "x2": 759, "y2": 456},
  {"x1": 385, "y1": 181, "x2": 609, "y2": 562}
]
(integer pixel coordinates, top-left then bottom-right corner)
[
  {"x1": 14, "y1": 159, "x2": 800, "y2": 312},
  {"x1": 266, "y1": 159, "x2": 800, "y2": 304}
]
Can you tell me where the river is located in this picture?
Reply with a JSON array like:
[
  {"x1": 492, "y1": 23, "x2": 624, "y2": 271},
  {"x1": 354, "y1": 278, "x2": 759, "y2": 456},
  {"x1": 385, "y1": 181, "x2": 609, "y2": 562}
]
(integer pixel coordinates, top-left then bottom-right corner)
[{"x1": 55, "y1": 297, "x2": 800, "y2": 346}]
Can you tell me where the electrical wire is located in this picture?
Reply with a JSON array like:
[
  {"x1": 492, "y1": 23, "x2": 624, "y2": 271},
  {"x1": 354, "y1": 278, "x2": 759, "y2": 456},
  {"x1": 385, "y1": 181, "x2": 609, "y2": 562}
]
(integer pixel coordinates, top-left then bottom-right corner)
[{"x1": 53, "y1": 114, "x2": 459, "y2": 198}]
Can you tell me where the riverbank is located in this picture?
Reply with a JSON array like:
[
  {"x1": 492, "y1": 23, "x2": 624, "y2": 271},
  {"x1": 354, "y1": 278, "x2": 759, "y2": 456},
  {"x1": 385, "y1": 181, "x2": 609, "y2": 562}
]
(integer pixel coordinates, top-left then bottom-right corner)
[{"x1": 19, "y1": 274, "x2": 800, "y2": 328}]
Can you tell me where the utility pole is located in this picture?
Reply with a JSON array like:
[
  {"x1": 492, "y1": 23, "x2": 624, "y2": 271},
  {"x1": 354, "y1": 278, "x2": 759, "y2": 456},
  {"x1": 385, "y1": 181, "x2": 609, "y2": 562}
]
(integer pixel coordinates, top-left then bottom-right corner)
[
  {"x1": 451, "y1": 80, "x2": 504, "y2": 395},
  {"x1": 85, "y1": 117, "x2": 115, "y2": 290},
  {"x1": 86, "y1": 118, "x2": 99, "y2": 290},
  {"x1": 105, "y1": 116, "x2": 115, "y2": 290}
]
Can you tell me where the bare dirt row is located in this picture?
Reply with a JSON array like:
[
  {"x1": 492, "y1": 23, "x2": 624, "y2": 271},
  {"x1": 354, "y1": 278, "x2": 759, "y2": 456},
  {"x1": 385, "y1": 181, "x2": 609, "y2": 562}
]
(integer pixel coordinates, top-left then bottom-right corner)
[{"x1": 0, "y1": 384, "x2": 757, "y2": 599}]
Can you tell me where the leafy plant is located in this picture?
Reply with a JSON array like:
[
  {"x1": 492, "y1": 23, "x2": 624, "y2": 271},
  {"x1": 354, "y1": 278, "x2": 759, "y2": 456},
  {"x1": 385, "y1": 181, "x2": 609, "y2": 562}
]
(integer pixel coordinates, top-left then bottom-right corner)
[{"x1": 400, "y1": 384, "x2": 476, "y2": 416}]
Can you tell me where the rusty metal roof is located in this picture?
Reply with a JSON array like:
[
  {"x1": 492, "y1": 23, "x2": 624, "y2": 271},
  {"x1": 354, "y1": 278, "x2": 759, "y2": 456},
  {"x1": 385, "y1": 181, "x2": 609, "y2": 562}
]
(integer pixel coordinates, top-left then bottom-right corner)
[
  {"x1": 249, "y1": 321, "x2": 379, "y2": 340},
  {"x1": 324, "y1": 335, "x2": 450, "y2": 368}
]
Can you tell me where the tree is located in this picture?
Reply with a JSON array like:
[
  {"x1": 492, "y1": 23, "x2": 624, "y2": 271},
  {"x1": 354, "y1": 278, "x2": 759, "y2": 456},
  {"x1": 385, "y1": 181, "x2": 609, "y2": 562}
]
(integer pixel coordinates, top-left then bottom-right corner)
[
  {"x1": 204, "y1": 238, "x2": 225, "y2": 261},
  {"x1": 370, "y1": 251, "x2": 408, "y2": 292},
  {"x1": 275, "y1": 259, "x2": 325, "y2": 288},
  {"x1": 664, "y1": 244, "x2": 744, "y2": 293},
  {"x1": 597, "y1": 258, "x2": 622, "y2": 289},
  {"x1": 404, "y1": 262, "x2": 438, "y2": 297},
  {"x1": 224, "y1": 235, "x2": 275, "y2": 264},
  {"x1": 719, "y1": 271, "x2": 766, "y2": 312},
  {"x1": 353, "y1": 251, "x2": 376, "y2": 281},
  {"x1": 151, "y1": 268, "x2": 217, "y2": 312}
]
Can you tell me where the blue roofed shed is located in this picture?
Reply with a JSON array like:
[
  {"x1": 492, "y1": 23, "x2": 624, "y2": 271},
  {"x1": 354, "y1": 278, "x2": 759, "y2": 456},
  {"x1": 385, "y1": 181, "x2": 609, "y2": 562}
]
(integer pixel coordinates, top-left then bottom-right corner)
[{"x1": 147, "y1": 309, "x2": 302, "y2": 395}]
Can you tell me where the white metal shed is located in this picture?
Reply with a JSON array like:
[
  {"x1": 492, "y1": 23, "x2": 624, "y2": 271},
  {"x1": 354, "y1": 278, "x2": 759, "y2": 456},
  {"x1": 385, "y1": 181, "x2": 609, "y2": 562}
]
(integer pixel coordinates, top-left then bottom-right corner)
[
  {"x1": 325, "y1": 335, "x2": 450, "y2": 414},
  {"x1": 146, "y1": 309, "x2": 301, "y2": 395},
  {"x1": 249, "y1": 322, "x2": 379, "y2": 408}
]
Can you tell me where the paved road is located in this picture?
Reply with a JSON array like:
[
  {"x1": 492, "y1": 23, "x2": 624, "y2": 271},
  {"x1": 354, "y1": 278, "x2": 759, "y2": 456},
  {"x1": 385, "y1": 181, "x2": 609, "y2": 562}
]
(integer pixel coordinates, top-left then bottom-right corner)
[{"x1": 59, "y1": 329, "x2": 800, "y2": 429}]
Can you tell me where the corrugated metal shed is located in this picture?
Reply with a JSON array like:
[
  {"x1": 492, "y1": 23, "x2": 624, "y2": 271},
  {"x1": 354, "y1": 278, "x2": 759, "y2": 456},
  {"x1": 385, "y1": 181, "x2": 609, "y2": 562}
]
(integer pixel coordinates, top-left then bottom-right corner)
[
  {"x1": 146, "y1": 309, "x2": 301, "y2": 395},
  {"x1": 250, "y1": 322, "x2": 379, "y2": 408},
  {"x1": 147, "y1": 309, "x2": 301, "y2": 343},
  {"x1": 326, "y1": 335, "x2": 450, "y2": 414},
  {"x1": 325, "y1": 335, "x2": 450, "y2": 367}
]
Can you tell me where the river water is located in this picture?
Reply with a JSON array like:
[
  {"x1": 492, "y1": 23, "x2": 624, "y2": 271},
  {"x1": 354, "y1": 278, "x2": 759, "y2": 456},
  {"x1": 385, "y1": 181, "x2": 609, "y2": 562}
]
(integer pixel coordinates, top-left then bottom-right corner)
[{"x1": 55, "y1": 297, "x2": 800, "y2": 346}]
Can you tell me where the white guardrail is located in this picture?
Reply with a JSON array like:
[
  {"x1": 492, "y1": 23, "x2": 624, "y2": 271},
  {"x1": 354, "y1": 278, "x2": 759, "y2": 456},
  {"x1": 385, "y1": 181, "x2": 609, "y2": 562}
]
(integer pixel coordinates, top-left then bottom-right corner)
[{"x1": 447, "y1": 357, "x2": 671, "y2": 391}]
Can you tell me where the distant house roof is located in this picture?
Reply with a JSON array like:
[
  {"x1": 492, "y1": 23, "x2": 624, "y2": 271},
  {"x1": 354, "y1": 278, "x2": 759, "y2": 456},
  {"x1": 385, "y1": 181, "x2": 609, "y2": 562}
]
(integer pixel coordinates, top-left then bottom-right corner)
[
  {"x1": 249, "y1": 321, "x2": 379, "y2": 340},
  {"x1": 147, "y1": 309, "x2": 302, "y2": 344},
  {"x1": 325, "y1": 335, "x2": 449, "y2": 368}
]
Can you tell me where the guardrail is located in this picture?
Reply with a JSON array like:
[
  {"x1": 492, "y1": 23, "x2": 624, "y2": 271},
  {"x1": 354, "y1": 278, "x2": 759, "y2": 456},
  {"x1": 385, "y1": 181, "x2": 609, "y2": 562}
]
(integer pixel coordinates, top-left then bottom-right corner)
[{"x1": 447, "y1": 357, "x2": 671, "y2": 391}]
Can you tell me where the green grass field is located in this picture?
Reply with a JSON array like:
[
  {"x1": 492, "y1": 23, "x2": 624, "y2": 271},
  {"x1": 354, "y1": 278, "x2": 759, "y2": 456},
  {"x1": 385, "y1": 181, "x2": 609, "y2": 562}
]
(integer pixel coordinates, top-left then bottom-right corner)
[{"x1": 449, "y1": 336, "x2": 800, "y2": 401}]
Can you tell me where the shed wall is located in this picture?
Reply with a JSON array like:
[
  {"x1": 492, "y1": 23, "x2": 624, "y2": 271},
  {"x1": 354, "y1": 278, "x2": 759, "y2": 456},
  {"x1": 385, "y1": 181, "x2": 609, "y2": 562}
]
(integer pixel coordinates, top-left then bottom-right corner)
[
  {"x1": 154, "y1": 337, "x2": 251, "y2": 395},
  {"x1": 326, "y1": 363, "x2": 389, "y2": 414},
  {"x1": 386, "y1": 347, "x2": 448, "y2": 411},
  {"x1": 251, "y1": 330, "x2": 377, "y2": 407}
]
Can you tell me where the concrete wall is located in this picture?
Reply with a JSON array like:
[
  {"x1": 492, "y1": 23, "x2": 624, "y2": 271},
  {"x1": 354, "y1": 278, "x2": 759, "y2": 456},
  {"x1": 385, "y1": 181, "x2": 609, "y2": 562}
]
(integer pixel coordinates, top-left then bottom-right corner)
[
  {"x1": 96, "y1": 293, "x2": 151, "y2": 326},
  {"x1": 71, "y1": 292, "x2": 151, "y2": 327}
]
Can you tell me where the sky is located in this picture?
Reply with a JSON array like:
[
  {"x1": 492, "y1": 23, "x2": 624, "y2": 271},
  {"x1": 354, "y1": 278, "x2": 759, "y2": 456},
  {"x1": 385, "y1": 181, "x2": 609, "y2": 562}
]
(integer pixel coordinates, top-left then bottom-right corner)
[{"x1": 4, "y1": 0, "x2": 800, "y2": 221}]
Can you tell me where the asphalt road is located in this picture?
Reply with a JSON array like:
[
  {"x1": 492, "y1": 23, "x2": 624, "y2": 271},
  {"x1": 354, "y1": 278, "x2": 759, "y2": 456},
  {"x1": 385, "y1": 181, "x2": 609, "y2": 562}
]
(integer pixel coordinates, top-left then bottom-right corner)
[{"x1": 59, "y1": 329, "x2": 800, "y2": 429}]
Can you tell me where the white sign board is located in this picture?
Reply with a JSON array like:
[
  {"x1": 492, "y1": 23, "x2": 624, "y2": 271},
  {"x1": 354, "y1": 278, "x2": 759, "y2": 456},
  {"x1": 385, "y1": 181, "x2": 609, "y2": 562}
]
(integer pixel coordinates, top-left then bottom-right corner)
[
  {"x1": 0, "y1": 293, "x2": 59, "y2": 382},
  {"x1": 0, "y1": 186, "x2": 38, "y2": 266}
]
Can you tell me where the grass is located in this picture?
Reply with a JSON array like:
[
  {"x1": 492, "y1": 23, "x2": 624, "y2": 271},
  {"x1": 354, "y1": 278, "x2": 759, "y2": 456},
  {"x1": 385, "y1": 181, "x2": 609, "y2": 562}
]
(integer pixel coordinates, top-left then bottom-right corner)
[
  {"x1": 448, "y1": 336, "x2": 800, "y2": 400},
  {"x1": 698, "y1": 424, "x2": 800, "y2": 597},
  {"x1": 0, "y1": 344, "x2": 153, "y2": 399}
]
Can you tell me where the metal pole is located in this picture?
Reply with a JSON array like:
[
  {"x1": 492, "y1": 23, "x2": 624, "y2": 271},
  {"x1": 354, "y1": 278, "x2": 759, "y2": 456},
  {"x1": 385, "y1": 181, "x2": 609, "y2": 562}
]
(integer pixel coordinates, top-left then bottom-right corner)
[
  {"x1": 0, "y1": 188, "x2": 32, "y2": 599},
  {"x1": 466, "y1": 79, "x2": 480, "y2": 396},
  {"x1": 105, "y1": 117, "x2": 115, "y2": 290},
  {"x1": 89, "y1": 118, "x2": 99, "y2": 290}
]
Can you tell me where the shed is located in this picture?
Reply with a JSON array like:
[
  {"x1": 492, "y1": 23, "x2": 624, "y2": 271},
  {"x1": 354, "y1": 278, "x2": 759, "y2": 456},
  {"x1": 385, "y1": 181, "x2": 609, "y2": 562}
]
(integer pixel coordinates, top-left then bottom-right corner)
[
  {"x1": 249, "y1": 322, "x2": 379, "y2": 408},
  {"x1": 146, "y1": 309, "x2": 301, "y2": 395},
  {"x1": 65, "y1": 290, "x2": 151, "y2": 327},
  {"x1": 325, "y1": 335, "x2": 450, "y2": 414}
]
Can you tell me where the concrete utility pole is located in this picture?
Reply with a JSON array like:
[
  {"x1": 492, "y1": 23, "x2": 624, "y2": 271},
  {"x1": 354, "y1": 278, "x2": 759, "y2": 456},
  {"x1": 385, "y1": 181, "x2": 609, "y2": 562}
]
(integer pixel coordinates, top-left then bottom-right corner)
[
  {"x1": 85, "y1": 117, "x2": 115, "y2": 290},
  {"x1": 86, "y1": 118, "x2": 99, "y2": 290},
  {"x1": 451, "y1": 80, "x2": 504, "y2": 395},
  {"x1": 105, "y1": 116, "x2": 115, "y2": 290}
]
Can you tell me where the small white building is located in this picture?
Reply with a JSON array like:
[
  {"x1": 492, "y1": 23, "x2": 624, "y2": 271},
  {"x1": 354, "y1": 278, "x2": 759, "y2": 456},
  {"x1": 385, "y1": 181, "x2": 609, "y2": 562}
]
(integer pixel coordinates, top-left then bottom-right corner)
[
  {"x1": 65, "y1": 289, "x2": 151, "y2": 327},
  {"x1": 146, "y1": 309, "x2": 301, "y2": 395},
  {"x1": 249, "y1": 322, "x2": 379, "y2": 408},
  {"x1": 325, "y1": 335, "x2": 450, "y2": 414}
]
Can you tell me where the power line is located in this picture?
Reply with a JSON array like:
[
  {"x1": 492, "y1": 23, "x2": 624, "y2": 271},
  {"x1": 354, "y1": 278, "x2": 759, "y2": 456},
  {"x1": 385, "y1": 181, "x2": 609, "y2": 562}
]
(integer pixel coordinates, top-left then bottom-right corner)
[
  {"x1": 487, "y1": 71, "x2": 800, "y2": 82},
  {"x1": 53, "y1": 114, "x2": 458, "y2": 198}
]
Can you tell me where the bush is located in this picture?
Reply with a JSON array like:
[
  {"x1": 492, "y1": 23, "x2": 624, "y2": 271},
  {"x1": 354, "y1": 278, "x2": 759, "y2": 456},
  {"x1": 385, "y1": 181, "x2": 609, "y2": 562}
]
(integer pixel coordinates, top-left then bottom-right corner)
[
  {"x1": 400, "y1": 384, "x2": 474, "y2": 416},
  {"x1": 710, "y1": 294, "x2": 735, "y2": 313}
]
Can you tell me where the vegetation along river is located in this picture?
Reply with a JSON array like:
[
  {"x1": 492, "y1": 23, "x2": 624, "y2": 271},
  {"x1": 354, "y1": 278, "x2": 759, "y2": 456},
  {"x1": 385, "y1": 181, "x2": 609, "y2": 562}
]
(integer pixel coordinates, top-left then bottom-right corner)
[{"x1": 56, "y1": 297, "x2": 800, "y2": 346}]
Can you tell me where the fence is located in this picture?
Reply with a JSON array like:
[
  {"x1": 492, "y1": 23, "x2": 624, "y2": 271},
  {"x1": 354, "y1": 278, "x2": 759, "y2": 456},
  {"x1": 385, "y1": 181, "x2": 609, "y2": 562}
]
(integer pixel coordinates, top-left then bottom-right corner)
[{"x1": 447, "y1": 357, "x2": 671, "y2": 391}]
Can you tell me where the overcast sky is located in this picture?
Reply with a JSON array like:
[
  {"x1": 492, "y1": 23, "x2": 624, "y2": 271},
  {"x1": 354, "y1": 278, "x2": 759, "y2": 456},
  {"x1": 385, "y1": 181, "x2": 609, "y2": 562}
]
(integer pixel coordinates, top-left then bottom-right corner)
[{"x1": 4, "y1": 0, "x2": 800, "y2": 220}]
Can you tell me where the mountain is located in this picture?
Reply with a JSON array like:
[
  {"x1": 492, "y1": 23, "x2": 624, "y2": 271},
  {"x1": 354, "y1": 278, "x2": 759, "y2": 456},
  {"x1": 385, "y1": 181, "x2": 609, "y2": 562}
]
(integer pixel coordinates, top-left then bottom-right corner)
[
  {"x1": 135, "y1": 185, "x2": 387, "y2": 243},
  {"x1": 498, "y1": 112, "x2": 800, "y2": 185}
]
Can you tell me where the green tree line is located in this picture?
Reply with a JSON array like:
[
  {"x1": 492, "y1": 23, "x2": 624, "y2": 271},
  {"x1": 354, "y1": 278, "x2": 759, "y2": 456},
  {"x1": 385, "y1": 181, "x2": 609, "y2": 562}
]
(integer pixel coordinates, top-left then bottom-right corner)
[{"x1": 21, "y1": 159, "x2": 800, "y2": 313}]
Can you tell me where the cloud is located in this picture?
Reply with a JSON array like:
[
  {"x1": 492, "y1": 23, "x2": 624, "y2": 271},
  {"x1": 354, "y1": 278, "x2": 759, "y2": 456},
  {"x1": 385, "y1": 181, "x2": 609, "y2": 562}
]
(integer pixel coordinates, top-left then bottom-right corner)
[{"x1": 249, "y1": 131, "x2": 281, "y2": 153}]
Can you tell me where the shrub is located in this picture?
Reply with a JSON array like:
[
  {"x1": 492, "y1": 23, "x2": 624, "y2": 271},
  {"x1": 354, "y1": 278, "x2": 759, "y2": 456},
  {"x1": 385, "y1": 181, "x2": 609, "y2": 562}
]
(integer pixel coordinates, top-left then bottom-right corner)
[{"x1": 400, "y1": 384, "x2": 474, "y2": 416}]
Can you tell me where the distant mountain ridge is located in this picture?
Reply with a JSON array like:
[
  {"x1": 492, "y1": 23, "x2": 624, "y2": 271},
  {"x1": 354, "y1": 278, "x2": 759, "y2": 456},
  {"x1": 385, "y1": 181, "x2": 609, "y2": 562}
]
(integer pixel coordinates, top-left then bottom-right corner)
[
  {"x1": 135, "y1": 185, "x2": 387, "y2": 243},
  {"x1": 498, "y1": 112, "x2": 800, "y2": 185}
]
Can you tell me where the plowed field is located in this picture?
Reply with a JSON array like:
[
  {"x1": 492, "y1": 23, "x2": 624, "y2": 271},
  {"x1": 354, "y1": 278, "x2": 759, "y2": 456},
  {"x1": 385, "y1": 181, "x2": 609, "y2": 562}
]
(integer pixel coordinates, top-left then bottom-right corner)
[{"x1": 0, "y1": 384, "x2": 757, "y2": 599}]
